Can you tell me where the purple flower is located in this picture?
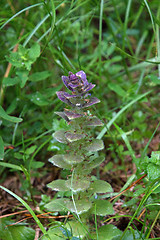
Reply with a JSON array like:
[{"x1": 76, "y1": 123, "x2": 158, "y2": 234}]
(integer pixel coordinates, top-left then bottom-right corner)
[
  {"x1": 56, "y1": 71, "x2": 100, "y2": 108},
  {"x1": 62, "y1": 71, "x2": 95, "y2": 94}
]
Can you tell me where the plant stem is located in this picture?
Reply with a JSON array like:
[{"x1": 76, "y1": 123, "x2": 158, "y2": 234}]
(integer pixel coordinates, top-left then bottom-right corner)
[{"x1": 156, "y1": 6, "x2": 160, "y2": 78}]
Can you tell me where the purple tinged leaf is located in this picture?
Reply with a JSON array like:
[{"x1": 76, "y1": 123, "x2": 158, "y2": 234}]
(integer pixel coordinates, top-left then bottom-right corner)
[
  {"x1": 64, "y1": 109, "x2": 84, "y2": 120},
  {"x1": 68, "y1": 71, "x2": 88, "y2": 91},
  {"x1": 56, "y1": 91, "x2": 70, "y2": 105},
  {"x1": 56, "y1": 91, "x2": 83, "y2": 108},
  {"x1": 82, "y1": 83, "x2": 95, "y2": 93},
  {"x1": 62, "y1": 75, "x2": 73, "y2": 91},
  {"x1": 75, "y1": 70, "x2": 88, "y2": 86},
  {"x1": 56, "y1": 109, "x2": 84, "y2": 121},
  {"x1": 85, "y1": 117, "x2": 104, "y2": 126},
  {"x1": 56, "y1": 91, "x2": 77, "y2": 106},
  {"x1": 57, "y1": 91, "x2": 77, "y2": 99},
  {"x1": 55, "y1": 111, "x2": 70, "y2": 122},
  {"x1": 62, "y1": 73, "x2": 81, "y2": 91},
  {"x1": 68, "y1": 83, "x2": 81, "y2": 91},
  {"x1": 81, "y1": 97, "x2": 100, "y2": 108}
]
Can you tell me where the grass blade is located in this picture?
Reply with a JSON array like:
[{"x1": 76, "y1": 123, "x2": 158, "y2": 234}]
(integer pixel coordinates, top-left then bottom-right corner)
[
  {"x1": 97, "y1": 91, "x2": 152, "y2": 139},
  {"x1": 0, "y1": 162, "x2": 22, "y2": 171},
  {"x1": 113, "y1": 123, "x2": 136, "y2": 161},
  {"x1": 0, "y1": 3, "x2": 43, "y2": 30},
  {"x1": 0, "y1": 185, "x2": 48, "y2": 236}
]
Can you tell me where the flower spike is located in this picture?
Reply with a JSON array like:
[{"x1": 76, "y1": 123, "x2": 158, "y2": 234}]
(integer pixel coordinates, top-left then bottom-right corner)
[{"x1": 57, "y1": 71, "x2": 100, "y2": 108}]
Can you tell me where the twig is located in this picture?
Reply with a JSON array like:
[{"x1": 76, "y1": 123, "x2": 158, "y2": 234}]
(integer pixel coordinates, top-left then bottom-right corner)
[
  {"x1": 110, "y1": 173, "x2": 147, "y2": 202},
  {"x1": 0, "y1": 210, "x2": 28, "y2": 219},
  {"x1": 34, "y1": 227, "x2": 40, "y2": 240},
  {"x1": 7, "y1": 0, "x2": 15, "y2": 14}
]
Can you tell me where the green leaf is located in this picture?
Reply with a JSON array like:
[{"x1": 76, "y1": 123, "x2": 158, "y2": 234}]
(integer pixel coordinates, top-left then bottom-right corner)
[
  {"x1": 147, "y1": 74, "x2": 160, "y2": 85},
  {"x1": 25, "y1": 145, "x2": 37, "y2": 155},
  {"x1": 49, "y1": 155, "x2": 72, "y2": 170},
  {"x1": 0, "y1": 162, "x2": 22, "y2": 171},
  {"x1": 0, "y1": 136, "x2": 4, "y2": 160},
  {"x1": 65, "y1": 221, "x2": 89, "y2": 239},
  {"x1": 89, "y1": 180, "x2": 113, "y2": 193},
  {"x1": 14, "y1": 152, "x2": 23, "y2": 160},
  {"x1": 150, "y1": 151, "x2": 160, "y2": 165},
  {"x1": 113, "y1": 229, "x2": 143, "y2": 240},
  {"x1": 65, "y1": 178, "x2": 90, "y2": 192},
  {"x1": 17, "y1": 70, "x2": 29, "y2": 88},
  {"x1": 28, "y1": 42, "x2": 40, "y2": 60},
  {"x1": 2, "y1": 77, "x2": 20, "y2": 87},
  {"x1": 5, "y1": 43, "x2": 40, "y2": 71},
  {"x1": 5, "y1": 44, "x2": 36, "y2": 71},
  {"x1": 5, "y1": 52, "x2": 24, "y2": 68},
  {"x1": 43, "y1": 86, "x2": 63, "y2": 97},
  {"x1": 29, "y1": 71, "x2": 51, "y2": 82},
  {"x1": 152, "y1": 185, "x2": 160, "y2": 194},
  {"x1": 55, "y1": 112, "x2": 70, "y2": 122},
  {"x1": 30, "y1": 161, "x2": 45, "y2": 169},
  {"x1": 53, "y1": 130, "x2": 68, "y2": 143},
  {"x1": 66, "y1": 199, "x2": 92, "y2": 214},
  {"x1": 0, "y1": 219, "x2": 35, "y2": 240},
  {"x1": 122, "y1": 198, "x2": 139, "y2": 208},
  {"x1": 63, "y1": 154, "x2": 84, "y2": 165},
  {"x1": 85, "y1": 139, "x2": 104, "y2": 152},
  {"x1": 28, "y1": 92, "x2": 49, "y2": 106},
  {"x1": 41, "y1": 226, "x2": 68, "y2": 240},
  {"x1": 147, "y1": 163, "x2": 160, "y2": 180},
  {"x1": 53, "y1": 130, "x2": 85, "y2": 143},
  {"x1": 108, "y1": 83, "x2": 126, "y2": 97},
  {"x1": 45, "y1": 198, "x2": 69, "y2": 212},
  {"x1": 91, "y1": 224, "x2": 122, "y2": 240},
  {"x1": 86, "y1": 156, "x2": 105, "y2": 169},
  {"x1": 0, "y1": 185, "x2": 47, "y2": 235},
  {"x1": 90, "y1": 200, "x2": 114, "y2": 216},
  {"x1": 6, "y1": 98, "x2": 19, "y2": 114},
  {"x1": 0, "y1": 105, "x2": 23, "y2": 123},
  {"x1": 65, "y1": 132, "x2": 85, "y2": 142},
  {"x1": 18, "y1": 44, "x2": 27, "y2": 55},
  {"x1": 47, "y1": 180, "x2": 69, "y2": 192}
]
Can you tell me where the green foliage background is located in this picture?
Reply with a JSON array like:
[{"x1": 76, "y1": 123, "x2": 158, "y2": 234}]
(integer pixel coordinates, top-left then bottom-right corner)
[{"x1": 0, "y1": 0, "x2": 160, "y2": 239}]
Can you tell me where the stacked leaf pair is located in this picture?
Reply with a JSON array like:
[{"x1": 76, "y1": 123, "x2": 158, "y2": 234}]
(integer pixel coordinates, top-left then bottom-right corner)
[{"x1": 46, "y1": 71, "x2": 113, "y2": 226}]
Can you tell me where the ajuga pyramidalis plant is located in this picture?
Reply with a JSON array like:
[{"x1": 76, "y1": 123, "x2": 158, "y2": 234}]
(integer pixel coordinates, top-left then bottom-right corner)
[{"x1": 45, "y1": 71, "x2": 114, "y2": 237}]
